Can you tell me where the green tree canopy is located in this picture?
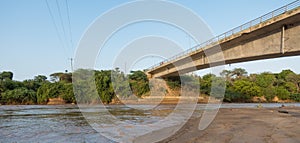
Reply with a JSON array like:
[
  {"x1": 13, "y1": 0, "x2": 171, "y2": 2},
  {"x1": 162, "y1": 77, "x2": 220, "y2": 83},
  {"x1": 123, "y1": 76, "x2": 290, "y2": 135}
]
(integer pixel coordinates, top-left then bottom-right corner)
[
  {"x1": 231, "y1": 68, "x2": 247, "y2": 79},
  {"x1": 1, "y1": 87, "x2": 36, "y2": 104},
  {"x1": 128, "y1": 70, "x2": 149, "y2": 97},
  {"x1": 232, "y1": 79, "x2": 261, "y2": 97},
  {"x1": 255, "y1": 72, "x2": 275, "y2": 88},
  {"x1": 0, "y1": 71, "x2": 13, "y2": 81}
]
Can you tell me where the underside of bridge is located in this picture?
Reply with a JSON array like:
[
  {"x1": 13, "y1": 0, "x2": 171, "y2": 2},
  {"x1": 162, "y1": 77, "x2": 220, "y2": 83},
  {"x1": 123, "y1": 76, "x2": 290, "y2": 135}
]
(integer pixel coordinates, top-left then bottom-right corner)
[{"x1": 146, "y1": 6, "x2": 300, "y2": 78}]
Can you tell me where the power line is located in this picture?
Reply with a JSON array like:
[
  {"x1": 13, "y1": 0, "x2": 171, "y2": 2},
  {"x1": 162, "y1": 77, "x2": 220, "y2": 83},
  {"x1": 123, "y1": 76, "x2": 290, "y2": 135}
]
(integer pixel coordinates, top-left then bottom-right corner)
[
  {"x1": 55, "y1": 0, "x2": 69, "y2": 54},
  {"x1": 65, "y1": 0, "x2": 74, "y2": 72},
  {"x1": 46, "y1": 0, "x2": 75, "y2": 72},
  {"x1": 65, "y1": 0, "x2": 74, "y2": 51},
  {"x1": 45, "y1": 0, "x2": 68, "y2": 58}
]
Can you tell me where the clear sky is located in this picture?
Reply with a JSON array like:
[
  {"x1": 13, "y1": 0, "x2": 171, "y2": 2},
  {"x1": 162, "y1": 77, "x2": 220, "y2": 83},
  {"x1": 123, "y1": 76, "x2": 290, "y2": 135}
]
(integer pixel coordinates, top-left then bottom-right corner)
[{"x1": 0, "y1": 0, "x2": 299, "y2": 81}]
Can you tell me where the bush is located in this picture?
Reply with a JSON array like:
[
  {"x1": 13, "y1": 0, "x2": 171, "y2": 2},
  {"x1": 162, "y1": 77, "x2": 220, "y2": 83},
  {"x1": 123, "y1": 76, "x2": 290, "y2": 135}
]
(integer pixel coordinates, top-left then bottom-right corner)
[
  {"x1": 167, "y1": 80, "x2": 180, "y2": 90},
  {"x1": 261, "y1": 87, "x2": 276, "y2": 102},
  {"x1": 1, "y1": 87, "x2": 36, "y2": 104},
  {"x1": 232, "y1": 79, "x2": 261, "y2": 97},
  {"x1": 276, "y1": 86, "x2": 290, "y2": 100},
  {"x1": 37, "y1": 82, "x2": 75, "y2": 104},
  {"x1": 290, "y1": 93, "x2": 300, "y2": 102},
  {"x1": 224, "y1": 88, "x2": 251, "y2": 103},
  {"x1": 166, "y1": 76, "x2": 181, "y2": 90},
  {"x1": 60, "y1": 83, "x2": 75, "y2": 103}
]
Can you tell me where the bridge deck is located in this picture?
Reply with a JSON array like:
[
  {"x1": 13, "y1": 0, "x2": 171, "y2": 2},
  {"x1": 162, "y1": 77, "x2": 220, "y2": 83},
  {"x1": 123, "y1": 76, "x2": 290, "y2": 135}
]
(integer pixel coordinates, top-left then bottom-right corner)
[{"x1": 147, "y1": 1, "x2": 300, "y2": 78}]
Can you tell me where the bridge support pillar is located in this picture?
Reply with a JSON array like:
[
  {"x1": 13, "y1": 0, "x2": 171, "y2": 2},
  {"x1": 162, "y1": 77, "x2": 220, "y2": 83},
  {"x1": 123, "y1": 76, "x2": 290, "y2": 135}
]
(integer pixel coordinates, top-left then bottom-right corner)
[
  {"x1": 281, "y1": 25, "x2": 285, "y2": 54},
  {"x1": 146, "y1": 73, "x2": 152, "y2": 79}
]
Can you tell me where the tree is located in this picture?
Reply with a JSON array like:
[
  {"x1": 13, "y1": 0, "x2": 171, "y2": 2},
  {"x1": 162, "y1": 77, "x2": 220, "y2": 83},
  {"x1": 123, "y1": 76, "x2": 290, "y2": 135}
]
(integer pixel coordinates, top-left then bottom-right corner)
[
  {"x1": 232, "y1": 79, "x2": 261, "y2": 97},
  {"x1": 0, "y1": 71, "x2": 13, "y2": 81},
  {"x1": 112, "y1": 69, "x2": 131, "y2": 98},
  {"x1": 231, "y1": 68, "x2": 247, "y2": 79},
  {"x1": 34, "y1": 75, "x2": 47, "y2": 83},
  {"x1": 60, "y1": 73, "x2": 72, "y2": 83},
  {"x1": 276, "y1": 86, "x2": 290, "y2": 100},
  {"x1": 2, "y1": 79, "x2": 21, "y2": 91},
  {"x1": 255, "y1": 72, "x2": 275, "y2": 88},
  {"x1": 128, "y1": 70, "x2": 148, "y2": 82},
  {"x1": 94, "y1": 70, "x2": 115, "y2": 103},
  {"x1": 262, "y1": 86, "x2": 276, "y2": 102},
  {"x1": 50, "y1": 72, "x2": 63, "y2": 82},
  {"x1": 128, "y1": 70, "x2": 150, "y2": 97},
  {"x1": 278, "y1": 69, "x2": 295, "y2": 81},
  {"x1": 284, "y1": 82, "x2": 297, "y2": 93},
  {"x1": 220, "y1": 69, "x2": 232, "y2": 81},
  {"x1": 224, "y1": 88, "x2": 250, "y2": 102},
  {"x1": 200, "y1": 74, "x2": 215, "y2": 95},
  {"x1": 50, "y1": 72, "x2": 72, "y2": 83},
  {"x1": 286, "y1": 73, "x2": 300, "y2": 93},
  {"x1": 1, "y1": 87, "x2": 36, "y2": 104},
  {"x1": 290, "y1": 93, "x2": 300, "y2": 102},
  {"x1": 37, "y1": 83, "x2": 59, "y2": 104},
  {"x1": 274, "y1": 78, "x2": 285, "y2": 87},
  {"x1": 60, "y1": 83, "x2": 75, "y2": 103},
  {"x1": 23, "y1": 76, "x2": 49, "y2": 92},
  {"x1": 0, "y1": 82, "x2": 4, "y2": 95},
  {"x1": 166, "y1": 76, "x2": 181, "y2": 90},
  {"x1": 254, "y1": 72, "x2": 276, "y2": 101},
  {"x1": 36, "y1": 82, "x2": 75, "y2": 104}
]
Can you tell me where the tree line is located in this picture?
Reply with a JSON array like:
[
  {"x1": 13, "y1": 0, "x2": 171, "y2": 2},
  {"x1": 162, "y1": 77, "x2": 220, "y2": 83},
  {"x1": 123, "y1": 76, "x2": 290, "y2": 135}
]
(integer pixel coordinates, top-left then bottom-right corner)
[
  {"x1": 0, "y1": 68, "x2": 299, "y2": 105},
  {"x1": 166, "y1": 68, "x2": 300, "y2": 102},
  {"x1": 0, "y1": 69, "x2": 149, "y2": 105},
  {"x1": 220, "y1": 68, "x2": 300, "y2": 102}
]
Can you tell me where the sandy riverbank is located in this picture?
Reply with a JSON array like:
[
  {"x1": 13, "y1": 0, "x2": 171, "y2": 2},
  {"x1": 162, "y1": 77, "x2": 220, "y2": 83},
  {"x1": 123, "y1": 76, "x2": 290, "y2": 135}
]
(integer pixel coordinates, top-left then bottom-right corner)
[{"x1": 158, "y1": 107, "x2": 300, "y2": 143}]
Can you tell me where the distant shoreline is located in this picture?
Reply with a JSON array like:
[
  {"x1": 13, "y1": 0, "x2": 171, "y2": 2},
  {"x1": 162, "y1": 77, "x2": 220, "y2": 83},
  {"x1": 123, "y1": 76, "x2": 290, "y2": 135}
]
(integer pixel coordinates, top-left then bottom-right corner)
[{"x1": 1, "y1": 101, "x2": 300, "y2": 106}]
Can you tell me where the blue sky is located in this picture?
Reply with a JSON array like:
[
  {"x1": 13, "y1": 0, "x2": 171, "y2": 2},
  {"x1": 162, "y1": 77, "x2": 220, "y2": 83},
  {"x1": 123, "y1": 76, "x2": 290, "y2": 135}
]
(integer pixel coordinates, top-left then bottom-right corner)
[{"x1": 0, "y1": 0, "x2": 299, "y2": 80}]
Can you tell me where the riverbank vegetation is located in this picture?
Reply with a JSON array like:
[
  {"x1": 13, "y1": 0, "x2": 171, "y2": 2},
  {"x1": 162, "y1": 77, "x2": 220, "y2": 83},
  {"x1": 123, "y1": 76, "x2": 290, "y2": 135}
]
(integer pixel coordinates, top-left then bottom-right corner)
[
  {"x1": 165, "y1": 68, "x2": 300, "y2": 102},
  {"x1": 0, "y1": 69, "x2": 150, "y2": 105},
  {"x1": 222, "y1": 68, "x2": 300, "y2": 102},
  {"x1": 0, "y1": 68, "x2": 299, "y2": 105}
]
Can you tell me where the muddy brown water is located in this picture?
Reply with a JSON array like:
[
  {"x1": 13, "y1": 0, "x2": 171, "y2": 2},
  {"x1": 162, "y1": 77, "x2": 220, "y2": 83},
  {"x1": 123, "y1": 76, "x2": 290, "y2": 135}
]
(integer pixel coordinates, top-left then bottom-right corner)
[{"x1": 0, "y1": 103, "x2": 299, "y2": 142}]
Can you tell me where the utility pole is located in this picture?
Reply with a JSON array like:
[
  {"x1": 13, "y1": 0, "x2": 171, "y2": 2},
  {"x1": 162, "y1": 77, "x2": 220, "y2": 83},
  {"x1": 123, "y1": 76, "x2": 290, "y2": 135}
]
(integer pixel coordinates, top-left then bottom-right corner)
[{"x1": 69, "y1": 58, "x2": 73, "y2": 72}]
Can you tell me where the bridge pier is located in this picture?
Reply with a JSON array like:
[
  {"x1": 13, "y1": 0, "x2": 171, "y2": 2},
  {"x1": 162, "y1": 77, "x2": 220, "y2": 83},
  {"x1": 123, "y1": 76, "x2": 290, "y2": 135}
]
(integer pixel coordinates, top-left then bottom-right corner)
[{"x1": 281, "y1": 25, "x2": 285, "y2": 54}]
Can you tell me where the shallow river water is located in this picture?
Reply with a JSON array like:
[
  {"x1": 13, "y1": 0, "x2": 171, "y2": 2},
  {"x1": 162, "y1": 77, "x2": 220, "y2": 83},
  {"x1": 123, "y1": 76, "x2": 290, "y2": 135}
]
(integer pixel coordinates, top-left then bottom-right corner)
[{"x1": 0, "y1": 103, "x2": 299, "y2": 143}]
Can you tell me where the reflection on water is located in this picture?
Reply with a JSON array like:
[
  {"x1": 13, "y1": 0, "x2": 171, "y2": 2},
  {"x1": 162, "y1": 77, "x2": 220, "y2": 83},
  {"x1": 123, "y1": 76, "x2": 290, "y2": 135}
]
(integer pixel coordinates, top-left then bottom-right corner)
[
  {"x1": 0, "y1": 105, "x2": 110, "y2": 143},
  {"x1": 0, "y1": 103, "x2": 299, "y2": 142},
  {"x1": 0, "y1": 104, "x2": 176, "y2": 143}
]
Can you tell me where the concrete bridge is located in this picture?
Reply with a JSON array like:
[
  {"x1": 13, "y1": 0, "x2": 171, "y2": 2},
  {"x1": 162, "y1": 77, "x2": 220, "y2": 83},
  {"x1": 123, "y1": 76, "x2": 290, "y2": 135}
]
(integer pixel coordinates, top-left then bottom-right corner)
[{"x1": 146, "y1": 1, "x2": 300, "y2": 78}]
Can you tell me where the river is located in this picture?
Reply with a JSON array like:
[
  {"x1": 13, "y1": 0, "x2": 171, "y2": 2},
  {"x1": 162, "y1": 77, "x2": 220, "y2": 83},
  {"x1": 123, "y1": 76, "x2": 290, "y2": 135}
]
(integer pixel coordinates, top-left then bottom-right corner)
[{"x1": 0, "y1": 103, "x2": 299, "y2": 143}]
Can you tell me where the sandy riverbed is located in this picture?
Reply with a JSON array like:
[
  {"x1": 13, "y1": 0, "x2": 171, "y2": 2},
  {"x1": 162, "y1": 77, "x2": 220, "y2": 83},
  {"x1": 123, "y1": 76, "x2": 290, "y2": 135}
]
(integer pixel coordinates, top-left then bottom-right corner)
[{"x1": 158, "y1": 107, "x2": 300, "y2": 143}]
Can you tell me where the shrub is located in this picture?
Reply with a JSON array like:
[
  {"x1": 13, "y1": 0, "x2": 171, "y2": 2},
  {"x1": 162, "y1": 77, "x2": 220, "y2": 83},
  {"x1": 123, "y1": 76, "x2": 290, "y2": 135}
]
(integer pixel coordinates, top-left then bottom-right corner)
[
  {"x1": 290, "y1": 93, "x2": 300, "y2": 102},
  {"x1": 276, "y1": 86, "x2": 290, "y2": 100}
]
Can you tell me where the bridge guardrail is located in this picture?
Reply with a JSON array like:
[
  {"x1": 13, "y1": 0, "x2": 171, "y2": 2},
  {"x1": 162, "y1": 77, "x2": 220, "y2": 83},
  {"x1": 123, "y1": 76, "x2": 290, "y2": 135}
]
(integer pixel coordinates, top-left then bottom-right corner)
[{"x1": 147, "y1": 0, "x2": 300, "y2": 71}]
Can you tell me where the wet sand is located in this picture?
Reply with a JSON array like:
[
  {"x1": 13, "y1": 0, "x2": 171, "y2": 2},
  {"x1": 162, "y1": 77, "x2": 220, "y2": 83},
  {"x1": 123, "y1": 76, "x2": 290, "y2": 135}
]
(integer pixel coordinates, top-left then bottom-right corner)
[{"x1": 159, "y1": 107, "x2": 300, "y2": 143}]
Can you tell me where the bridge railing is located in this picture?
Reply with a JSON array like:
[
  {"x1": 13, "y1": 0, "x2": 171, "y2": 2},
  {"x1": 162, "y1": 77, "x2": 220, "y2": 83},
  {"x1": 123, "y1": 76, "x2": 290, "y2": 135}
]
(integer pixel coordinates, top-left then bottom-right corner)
[{"x1": 147, "y1": 0, "x2": 300, "y2": 71}]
